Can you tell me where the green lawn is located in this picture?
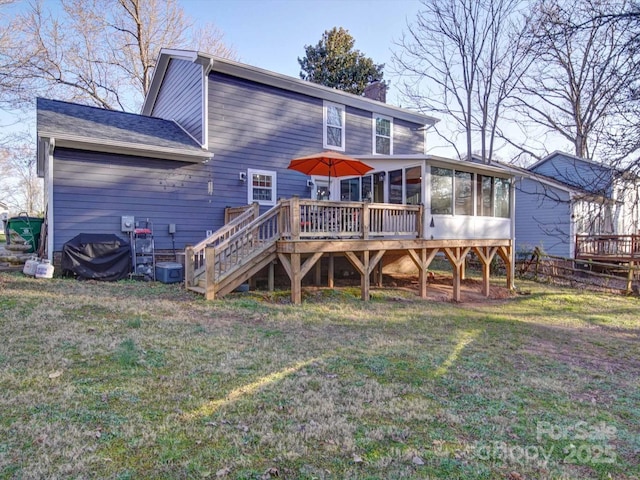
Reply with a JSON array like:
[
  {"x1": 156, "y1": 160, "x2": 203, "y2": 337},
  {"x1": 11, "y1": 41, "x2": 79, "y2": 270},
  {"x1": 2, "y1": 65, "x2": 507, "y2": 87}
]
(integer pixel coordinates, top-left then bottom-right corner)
[{"x1": 0, "y1": 272, "x2": 638, "y2": 479}]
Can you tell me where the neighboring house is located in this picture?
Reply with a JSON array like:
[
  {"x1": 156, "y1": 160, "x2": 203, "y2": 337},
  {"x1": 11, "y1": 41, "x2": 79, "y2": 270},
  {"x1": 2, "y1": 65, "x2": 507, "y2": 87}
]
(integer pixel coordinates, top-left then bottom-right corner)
[
  {"x1": 37, "y1": 48, "x2": 514, "y2": 265},
  {"x1": 0, "y1": 201, "x2": 8, "y2": 235},
  {"x1": 500, "y1": 151, "x2": 640, "y2": 258}
]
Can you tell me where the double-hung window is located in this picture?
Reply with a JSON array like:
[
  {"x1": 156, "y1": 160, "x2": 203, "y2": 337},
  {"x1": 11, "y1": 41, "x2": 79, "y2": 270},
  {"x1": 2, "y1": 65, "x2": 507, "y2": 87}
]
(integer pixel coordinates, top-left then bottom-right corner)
[
  {"x1": 247, "y1": 169, "x2": 276, "y2": 206},
  {"x1": 373, "y1": 114, "x2": 392, "y2": 154},
  {"x1": 323, "y1": 101, "x2": 345, "y2": 151}
]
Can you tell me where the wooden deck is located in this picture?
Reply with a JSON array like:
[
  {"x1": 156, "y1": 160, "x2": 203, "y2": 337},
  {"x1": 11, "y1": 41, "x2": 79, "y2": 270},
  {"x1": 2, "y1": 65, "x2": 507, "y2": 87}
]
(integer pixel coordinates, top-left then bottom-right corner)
[
  {"x1": 575, "y1": 234, "x2": 640, "y2": 263},
  {"x1": 185, "y1": 198, "x2": 513, "y2": 304}
]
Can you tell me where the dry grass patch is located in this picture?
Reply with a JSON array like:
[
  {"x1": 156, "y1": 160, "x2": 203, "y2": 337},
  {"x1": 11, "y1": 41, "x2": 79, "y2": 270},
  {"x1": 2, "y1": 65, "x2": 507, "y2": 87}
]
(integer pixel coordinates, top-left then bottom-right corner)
[{"x1": 1, "y1": 271, "x2": 639, "y2": 479}]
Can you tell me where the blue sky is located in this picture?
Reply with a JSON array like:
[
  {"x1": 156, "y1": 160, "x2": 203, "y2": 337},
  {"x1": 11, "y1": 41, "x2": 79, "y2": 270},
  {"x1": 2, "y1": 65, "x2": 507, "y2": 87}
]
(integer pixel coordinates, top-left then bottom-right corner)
[
  {"x1": 181, "y1": 0, "x2": 423, "y2": 104},
  {"x1": 1, "y1": 0, "x2": 425, "y2": 137}
]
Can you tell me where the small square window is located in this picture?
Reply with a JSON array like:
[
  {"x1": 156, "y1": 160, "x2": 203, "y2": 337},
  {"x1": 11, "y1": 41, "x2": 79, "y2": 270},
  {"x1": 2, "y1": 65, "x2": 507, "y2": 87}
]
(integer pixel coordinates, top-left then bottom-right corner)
[{"x1": 247, "y1": 169, "x2": 276, "y2": 206}]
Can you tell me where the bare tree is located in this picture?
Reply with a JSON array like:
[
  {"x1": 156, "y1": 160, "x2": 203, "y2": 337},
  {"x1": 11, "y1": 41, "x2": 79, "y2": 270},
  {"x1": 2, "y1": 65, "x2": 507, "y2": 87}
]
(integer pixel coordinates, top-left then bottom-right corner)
[
  {"x1": 0, "y1": 0, "x2": 236, "y2": 213},
  {"x1": 512, "y1": 0, "x2": 640, "y2": 162},
  {"x1": 0, "y1": 0, "x2": 236, "y2": 112},
  {"x1": 0, "y1": 140, "x2": 43, "y2": 215},
  {"x1": 393, "y1": 0, "x2": 530, "y2": 163}
]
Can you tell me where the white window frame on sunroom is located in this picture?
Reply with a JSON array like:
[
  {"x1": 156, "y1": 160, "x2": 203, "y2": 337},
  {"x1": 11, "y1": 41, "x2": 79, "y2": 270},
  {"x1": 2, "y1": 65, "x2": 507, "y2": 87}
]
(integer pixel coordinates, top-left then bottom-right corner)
[{"x1": 323, "y1": 101, "x2": 345, "y2": 151}]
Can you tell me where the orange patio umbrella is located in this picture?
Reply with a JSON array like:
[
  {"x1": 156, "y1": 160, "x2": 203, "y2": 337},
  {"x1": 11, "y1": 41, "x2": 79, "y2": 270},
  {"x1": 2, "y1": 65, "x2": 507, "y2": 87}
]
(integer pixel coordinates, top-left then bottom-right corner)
[{"x1": 288, "y1": 150, "x2": 374, "y2": 186}]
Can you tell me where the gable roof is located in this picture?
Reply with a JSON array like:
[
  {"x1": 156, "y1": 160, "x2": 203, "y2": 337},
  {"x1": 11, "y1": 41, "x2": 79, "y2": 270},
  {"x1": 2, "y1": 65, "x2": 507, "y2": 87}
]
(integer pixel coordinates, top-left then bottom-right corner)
[
  {"x1": 528, "y1": 151, "x2": 618, "y2": 196},
  {"x1": 37, "y1": 98, "x2": 213, "y2": 172},
  {"x1": 528, "y1": 150, "x2": 617, "y2": 172},
  {"x1": 142, "y1": 49, "x2": 439, "y2": 127},
  {"x1": 494, "y1": 159, "x2": 618, "y2": 202}
]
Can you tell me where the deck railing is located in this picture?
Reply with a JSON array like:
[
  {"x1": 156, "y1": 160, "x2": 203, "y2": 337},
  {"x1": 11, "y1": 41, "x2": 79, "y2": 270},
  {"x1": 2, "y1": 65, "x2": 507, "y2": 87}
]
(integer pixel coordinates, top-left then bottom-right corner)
[
  {"x1": 206, "y1": 203, "x2": 281, "y2": 282},
  {"x1": 575, "y1": 234, "x2": 640, "y2": 260},
  {"x1": 185, "y1": 198, "x2": 423, "y2": 291},
  {"x1": 184, "y1": 203, "x2": 260, "y2": 287},
  {"x1": 282, "y1": 198, "x2": 422, "y2": 240}
]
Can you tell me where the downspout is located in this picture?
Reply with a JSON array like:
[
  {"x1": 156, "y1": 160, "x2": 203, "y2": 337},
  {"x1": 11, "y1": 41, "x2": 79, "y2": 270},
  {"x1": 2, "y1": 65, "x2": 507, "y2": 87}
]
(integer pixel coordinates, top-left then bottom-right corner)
[
  {"x1": 202, "y1": 58, "x2": 214, "y2": 150},
  {"x1": 423, "y1": 163, "x2": 431, "y2": 239},
  {"x1": 46, "y1": 138, "x2": 55, "y2": 262},
  {"x1": 510, "y1": 175, "x2": 517, "y2": 289},
  {"x1": 568, "y1": 192, "x2": 575, "y2": 258}
]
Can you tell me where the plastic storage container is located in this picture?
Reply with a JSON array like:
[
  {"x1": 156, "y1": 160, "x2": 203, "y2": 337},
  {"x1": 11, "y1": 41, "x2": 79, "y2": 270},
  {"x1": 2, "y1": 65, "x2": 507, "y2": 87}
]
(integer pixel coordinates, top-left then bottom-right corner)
[
  {"x1": 155, "y1": 262, "x2": 184, "y2": 284},
  {"x1": 35, "y1": 259, "x2": 55, "y2": 279},
  {"x1": 23, "y1": 256, "x2": 40, "y2": 276}
]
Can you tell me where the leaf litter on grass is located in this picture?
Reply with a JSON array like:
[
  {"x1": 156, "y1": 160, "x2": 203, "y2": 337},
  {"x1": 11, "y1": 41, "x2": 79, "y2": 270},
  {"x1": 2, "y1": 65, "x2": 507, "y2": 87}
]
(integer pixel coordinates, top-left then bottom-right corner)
[{"x1": 0, "y1": 271, "x2": 638, "y2": 479}]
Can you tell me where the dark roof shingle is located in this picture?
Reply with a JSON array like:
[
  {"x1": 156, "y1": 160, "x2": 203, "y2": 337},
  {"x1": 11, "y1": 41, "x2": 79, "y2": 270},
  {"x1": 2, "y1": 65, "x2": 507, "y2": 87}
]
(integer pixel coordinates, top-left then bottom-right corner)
[{"x1": 37, "y1": 97, "x2": 204, "y2": 154}]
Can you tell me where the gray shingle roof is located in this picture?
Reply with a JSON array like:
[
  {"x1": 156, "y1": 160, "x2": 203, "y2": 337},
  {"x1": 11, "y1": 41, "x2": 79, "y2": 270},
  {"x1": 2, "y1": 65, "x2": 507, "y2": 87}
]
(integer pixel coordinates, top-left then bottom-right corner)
[{"x1": 37, "y1": 97, "x2": 205, "y2": 154}]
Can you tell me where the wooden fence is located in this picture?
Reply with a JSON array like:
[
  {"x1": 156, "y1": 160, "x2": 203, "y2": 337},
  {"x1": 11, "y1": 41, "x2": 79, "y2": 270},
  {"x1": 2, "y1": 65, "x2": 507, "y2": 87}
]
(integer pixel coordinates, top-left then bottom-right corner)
[{"x1": 518, "y1": 248, "x2": 639, "y2": 294}]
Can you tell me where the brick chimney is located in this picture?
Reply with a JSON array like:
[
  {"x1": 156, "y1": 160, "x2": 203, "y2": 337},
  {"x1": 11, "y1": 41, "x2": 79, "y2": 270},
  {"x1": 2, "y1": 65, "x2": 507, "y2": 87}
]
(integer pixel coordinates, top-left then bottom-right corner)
[{"x1": 363, "y1": 81, "x2": 387, "y2": 103}]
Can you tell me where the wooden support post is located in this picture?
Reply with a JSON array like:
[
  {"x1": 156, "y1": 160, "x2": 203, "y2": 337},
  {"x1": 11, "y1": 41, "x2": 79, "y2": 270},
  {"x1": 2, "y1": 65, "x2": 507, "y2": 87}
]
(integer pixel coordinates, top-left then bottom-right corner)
[
  {"x1": 362, "y1": 250, "x2": 370, "y2": 301},
  {"x1": 419, "y1": 249, "x2": 427, "y2": 299},
  {"x1": 291, "y1": 253, "x2": 302, "y2": 304},
  {"x1": 291, "y1": 196, "x2": 300, "y2": 241},
  {"x1": 497, "y1": 245, "x2": 514, "y2": 290},
  {"x1": 482, "y1": 261, "x2": 490, "y2": 296},
  {"x1": 344, "y1": 250, "x2": 384, "y2": 302},
  {"x1": 443, "y1": 247, "x2": 470, "y2": 303},
  {"x1": 627, "y1": 261, "x2": 634, "y2": 294},
  {"x1": 362, "y1": 203, "x2": 370, "y2": 239},
  {"x1": 268, "y1": 261, "x2": 275, "y2": 292},
  {"x1": 314, "y1": 258, "x2": 322, "y2": 285},
  {"x1": 473, "y1": 246, "x2": 498, "y2": 297},
  {"x1": 452, "y1": 262, "x2": 462, "y2": 302},
  {"x1": 278, "y1": 199, "x2": 286, "y2": 238},
  {"x1": 204, "y1": 246, "x2": 216, "y2": 300},
  {"x1": 377, "y1": 259, "x2": 383, "y2": 287},
  {"x1": 408, "y1": 248, "x2": 439, "y2": 300},
  {"x1": 184, "y1": 246, "x2": 194, "y2": 288},
  {"x1": 276, "y1": 251, "x2": 323, "y2": 303},
  {"x1": 328, "y1": 253, "x2": 334, "y2": 288}
]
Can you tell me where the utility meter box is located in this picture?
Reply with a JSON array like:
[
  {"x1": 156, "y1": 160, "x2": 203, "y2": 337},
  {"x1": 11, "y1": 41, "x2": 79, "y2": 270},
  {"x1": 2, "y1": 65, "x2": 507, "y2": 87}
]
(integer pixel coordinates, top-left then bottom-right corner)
[{"x1": 121, "y1": 216, "x2": 135, "y2": 232}]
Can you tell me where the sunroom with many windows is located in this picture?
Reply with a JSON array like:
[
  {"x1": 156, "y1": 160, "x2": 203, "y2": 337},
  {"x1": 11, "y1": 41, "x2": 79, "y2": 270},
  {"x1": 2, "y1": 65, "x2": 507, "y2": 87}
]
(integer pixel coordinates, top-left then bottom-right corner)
[{"x1": 330, "y1": 156, "x2": 513, "y2": 241}]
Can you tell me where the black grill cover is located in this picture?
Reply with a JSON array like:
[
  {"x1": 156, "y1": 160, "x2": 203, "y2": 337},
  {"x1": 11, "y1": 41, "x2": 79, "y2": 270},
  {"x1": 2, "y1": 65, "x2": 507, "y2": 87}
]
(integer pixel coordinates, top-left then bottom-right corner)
[{"x1": 61, "y1": 233, "x2": 131, "y2": 281}]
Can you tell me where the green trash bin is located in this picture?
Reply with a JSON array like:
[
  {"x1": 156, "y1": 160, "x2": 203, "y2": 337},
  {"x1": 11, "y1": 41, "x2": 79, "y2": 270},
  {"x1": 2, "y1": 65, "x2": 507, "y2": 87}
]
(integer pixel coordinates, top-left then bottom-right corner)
[{"x1": 7, "y1": 216, "x2": 44, "y2": 253}]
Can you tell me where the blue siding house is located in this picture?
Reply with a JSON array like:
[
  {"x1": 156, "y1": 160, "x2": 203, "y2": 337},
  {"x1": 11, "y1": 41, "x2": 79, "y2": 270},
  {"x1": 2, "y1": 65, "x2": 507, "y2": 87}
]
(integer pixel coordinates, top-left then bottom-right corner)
[
  {"x1": 503, "y1": 152, "x2": 640, "y2": 258},
  {"x1": 37, "y1": 49, "x2": 441, "y2": 260},
  {"x1": 36, "y1": 48, "x2": 519, "y2": 301}
]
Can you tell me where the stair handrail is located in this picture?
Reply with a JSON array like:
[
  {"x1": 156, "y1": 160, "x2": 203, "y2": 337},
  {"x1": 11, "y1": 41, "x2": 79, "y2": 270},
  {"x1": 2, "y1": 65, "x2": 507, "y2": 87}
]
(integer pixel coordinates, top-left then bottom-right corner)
[
  {"x1": 203, "y1": 202, "x2": 283, "y2": 297},
  {"x1": 185, "y1": 203, "x2": 259, "y2": 288},
  {"x1": 211, "y1": 201, "x2": 282, "y2": 262},
  {"x1": 192, "y1": 203, "x2": 259, "y2": 252}
]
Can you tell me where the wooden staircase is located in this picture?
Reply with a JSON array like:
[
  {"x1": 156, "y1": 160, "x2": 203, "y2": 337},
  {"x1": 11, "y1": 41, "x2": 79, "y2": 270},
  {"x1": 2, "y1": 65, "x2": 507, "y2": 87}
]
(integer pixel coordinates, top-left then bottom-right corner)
[{"x1": 185, "y1": 202, "x2": 283, "y2": 299}]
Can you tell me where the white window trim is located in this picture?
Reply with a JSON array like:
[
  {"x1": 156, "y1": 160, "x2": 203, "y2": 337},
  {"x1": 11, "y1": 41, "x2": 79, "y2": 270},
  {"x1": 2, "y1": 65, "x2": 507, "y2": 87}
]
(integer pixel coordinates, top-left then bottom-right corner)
[
  {"x1": 372, "y1": 113, "x2": 393, "y2": 155},
  {"x1": 247, "y1": 168, "x2": 277, "y2": 206},
  {"x1": 323, "y1": 101, "x2": 345, "y2": 151}
]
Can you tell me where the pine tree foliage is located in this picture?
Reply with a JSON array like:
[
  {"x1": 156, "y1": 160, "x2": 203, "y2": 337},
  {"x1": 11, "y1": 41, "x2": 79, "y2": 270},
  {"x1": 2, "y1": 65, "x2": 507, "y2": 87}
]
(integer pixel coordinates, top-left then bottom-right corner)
[{"x1": 298, "y1": 27, "x2": 385, "y2": 95}]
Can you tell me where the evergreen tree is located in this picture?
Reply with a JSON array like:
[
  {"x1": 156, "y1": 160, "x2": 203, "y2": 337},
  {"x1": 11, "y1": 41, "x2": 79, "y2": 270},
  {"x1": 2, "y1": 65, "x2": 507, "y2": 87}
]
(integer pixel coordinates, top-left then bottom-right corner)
[{"x1": 298, "y1": 27, "x2": 385, "y2": 95}]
